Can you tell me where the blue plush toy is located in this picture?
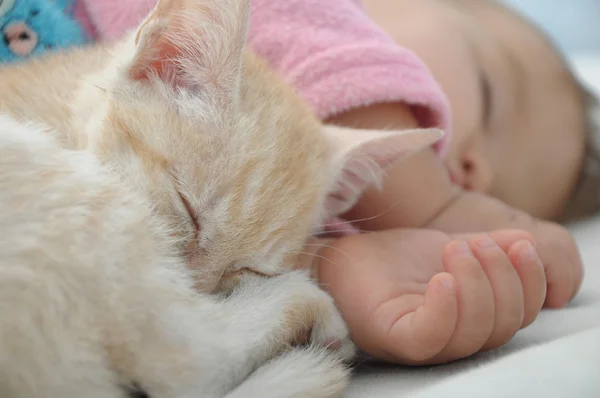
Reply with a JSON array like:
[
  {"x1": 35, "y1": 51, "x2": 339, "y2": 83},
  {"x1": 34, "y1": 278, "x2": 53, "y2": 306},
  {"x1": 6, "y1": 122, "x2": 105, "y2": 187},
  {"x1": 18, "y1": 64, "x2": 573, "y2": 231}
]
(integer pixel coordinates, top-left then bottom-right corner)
[{"x1": 0, "y1": 0, "x2": 87, "y2": 63}]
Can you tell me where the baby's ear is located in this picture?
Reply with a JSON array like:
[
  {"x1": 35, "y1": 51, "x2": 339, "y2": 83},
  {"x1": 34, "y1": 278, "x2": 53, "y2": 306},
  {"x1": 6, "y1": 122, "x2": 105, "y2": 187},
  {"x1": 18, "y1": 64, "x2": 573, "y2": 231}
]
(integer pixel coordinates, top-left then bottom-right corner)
[
  {"x1": 128, "y1": 0, "x2": 249, "y2": 103},
  {"x1": 323, "y1": 125, "x2": 444, "y2": 217}
]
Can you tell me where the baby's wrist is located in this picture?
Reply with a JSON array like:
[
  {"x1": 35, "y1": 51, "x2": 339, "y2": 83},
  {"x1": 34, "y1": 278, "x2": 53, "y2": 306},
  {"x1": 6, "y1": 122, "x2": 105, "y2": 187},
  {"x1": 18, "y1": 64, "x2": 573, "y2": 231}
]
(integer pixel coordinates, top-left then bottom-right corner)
[{"x1": 426, "y1": 190, "x2": 536, "y2": 233}]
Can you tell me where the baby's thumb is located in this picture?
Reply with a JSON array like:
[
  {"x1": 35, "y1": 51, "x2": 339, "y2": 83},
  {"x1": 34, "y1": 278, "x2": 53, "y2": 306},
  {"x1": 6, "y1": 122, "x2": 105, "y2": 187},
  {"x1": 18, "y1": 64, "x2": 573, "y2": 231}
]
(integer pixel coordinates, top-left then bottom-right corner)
[{"x1": 376, "y1": 273, "x2": 458, "y2": 363}]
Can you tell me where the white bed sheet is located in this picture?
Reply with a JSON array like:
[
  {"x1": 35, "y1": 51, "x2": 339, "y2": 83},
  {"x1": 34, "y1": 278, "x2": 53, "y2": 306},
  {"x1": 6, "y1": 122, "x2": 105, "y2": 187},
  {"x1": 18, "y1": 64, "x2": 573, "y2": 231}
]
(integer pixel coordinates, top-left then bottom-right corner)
[{"x1": 345, "y1": 57, "x2": 600, "y2": 397}]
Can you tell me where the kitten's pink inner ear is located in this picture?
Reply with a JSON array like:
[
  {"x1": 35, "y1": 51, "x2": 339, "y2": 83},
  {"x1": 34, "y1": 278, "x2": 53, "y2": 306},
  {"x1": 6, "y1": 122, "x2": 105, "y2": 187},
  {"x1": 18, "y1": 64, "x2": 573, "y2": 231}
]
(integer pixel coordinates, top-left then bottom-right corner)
[
  {"x1": 323, "y1": 126, "x2": 444, "y2": 217},
  {"x1": 133, "y1": 0, "x2": 186, "y2": 46},
  {"x1": 129, "y1": 4, "x2": 186, "y2": 83},
  {"x1": 127, "y1": 0, "x2": 249, "y2": 94},
  {"x1": 129, "y1": 0, "x2": 195, "y2": 83},
  {"x1": 130, "y1": 35, "x2": 180, "y2": 82}
]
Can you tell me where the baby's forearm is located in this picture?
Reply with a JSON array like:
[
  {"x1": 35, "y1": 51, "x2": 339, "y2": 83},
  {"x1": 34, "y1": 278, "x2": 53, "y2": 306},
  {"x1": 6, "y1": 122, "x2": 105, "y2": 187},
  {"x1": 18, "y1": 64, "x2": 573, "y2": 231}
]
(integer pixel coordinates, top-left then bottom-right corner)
[
  {"x1": 344, "y1": 147, "x2": 461, "y2": 230},
  {"x1": 426, "y1": 190, "x2": 539, "y2": 234},
  {"x1": 327, "y1": 102, "x2": 539, "y2": 233},
  {"x1": 327, "y1": 103, "x2": 463, "y2": 230},
  {"x1": 344, "y1": 146, "x2": 542, "y2": 235}
]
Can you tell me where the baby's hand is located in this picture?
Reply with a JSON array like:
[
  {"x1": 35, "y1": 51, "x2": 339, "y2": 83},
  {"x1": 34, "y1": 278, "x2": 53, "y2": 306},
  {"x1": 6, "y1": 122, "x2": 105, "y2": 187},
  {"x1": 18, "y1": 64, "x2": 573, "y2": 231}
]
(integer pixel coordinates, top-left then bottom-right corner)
[
  {"x1": 425, "y1": 191, "x2": 584, "y2": 311},
  {"x1": 313, "y1": 229, "x2": 547, "y2": 365}
]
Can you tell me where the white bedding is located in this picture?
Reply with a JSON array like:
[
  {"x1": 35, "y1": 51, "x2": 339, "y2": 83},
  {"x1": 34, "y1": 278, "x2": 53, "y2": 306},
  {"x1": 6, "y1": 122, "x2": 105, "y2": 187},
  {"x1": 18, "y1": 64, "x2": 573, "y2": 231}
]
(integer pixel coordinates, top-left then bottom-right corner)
[{"x1": 346, "y1": 57, "x2": 600, "y2": 397}]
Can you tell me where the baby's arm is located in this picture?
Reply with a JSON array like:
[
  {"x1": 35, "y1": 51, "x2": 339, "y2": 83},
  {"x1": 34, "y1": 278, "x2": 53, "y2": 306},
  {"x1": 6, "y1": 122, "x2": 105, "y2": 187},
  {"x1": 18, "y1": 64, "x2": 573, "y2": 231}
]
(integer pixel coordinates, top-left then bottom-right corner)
[{"x1": 329, "y1": 103, "x2": 583, "y2": 308}]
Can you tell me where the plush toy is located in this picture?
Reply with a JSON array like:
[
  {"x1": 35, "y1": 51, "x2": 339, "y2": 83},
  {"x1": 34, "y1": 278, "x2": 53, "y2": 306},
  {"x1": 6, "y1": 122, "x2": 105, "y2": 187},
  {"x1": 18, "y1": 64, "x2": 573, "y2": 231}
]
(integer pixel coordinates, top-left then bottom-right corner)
[{"x1": 0, "y1": 0, "x2": 87, "y2": 63}]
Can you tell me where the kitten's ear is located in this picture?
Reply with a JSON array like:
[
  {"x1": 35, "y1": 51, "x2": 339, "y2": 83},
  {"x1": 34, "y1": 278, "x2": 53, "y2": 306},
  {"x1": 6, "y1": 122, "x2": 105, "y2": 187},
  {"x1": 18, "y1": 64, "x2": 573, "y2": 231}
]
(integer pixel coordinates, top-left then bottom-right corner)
[
  {"x1": 323, "y1": 125, "x2": 444, "y2": 217},
  {"x1": 129, "y1": 0, "x2": 249, "y2": 100}
]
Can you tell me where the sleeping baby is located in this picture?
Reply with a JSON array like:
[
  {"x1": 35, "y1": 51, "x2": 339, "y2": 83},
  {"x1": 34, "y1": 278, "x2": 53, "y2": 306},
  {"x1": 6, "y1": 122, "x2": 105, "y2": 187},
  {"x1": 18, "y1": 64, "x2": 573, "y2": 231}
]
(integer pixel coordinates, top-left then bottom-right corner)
[{"x1": 71, "y1": 0, "x2": 597, "y2": 365}]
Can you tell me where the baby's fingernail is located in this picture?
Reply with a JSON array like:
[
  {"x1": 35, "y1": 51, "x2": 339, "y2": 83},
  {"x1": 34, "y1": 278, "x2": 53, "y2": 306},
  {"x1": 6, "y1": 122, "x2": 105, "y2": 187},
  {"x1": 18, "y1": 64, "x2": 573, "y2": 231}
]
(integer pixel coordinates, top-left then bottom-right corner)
[
  {"x1": 474, "y1": 235, "x2": 496, "y2": 248},
  {"x1": 439, "y1": 275, "x2": 455, "y2": 291},
  {"x1": 520, "y1": 241, "x2": 540, "y2": 263},
  {"x1": 455, "y1": 241, "x2": 472, "y2": 254}
]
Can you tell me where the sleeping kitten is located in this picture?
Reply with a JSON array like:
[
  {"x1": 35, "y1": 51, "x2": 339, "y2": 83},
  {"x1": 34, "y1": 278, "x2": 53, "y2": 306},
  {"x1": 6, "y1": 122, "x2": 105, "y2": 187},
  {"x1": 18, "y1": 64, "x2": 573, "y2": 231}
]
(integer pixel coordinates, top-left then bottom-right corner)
[
  {"x1": 0, "y1": 115, "x2": 355, "y2": 398},
  {"x1": 0, "y1": 0, "x2": 443, "y2": 396}
]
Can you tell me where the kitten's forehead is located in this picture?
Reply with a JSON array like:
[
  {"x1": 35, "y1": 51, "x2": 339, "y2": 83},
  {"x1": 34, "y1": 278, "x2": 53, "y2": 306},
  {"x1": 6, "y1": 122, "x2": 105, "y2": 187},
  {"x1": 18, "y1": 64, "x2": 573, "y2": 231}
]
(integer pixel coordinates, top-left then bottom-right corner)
[
  {"x1": 169, "y1": 51, "x2": 330, "y2": 189},
  {"x1": 195, "y1": 53, "x2": 331, "y2": 266},
  {"x1": 101, "y1": 41, "x2": 332, "y2": 283}
]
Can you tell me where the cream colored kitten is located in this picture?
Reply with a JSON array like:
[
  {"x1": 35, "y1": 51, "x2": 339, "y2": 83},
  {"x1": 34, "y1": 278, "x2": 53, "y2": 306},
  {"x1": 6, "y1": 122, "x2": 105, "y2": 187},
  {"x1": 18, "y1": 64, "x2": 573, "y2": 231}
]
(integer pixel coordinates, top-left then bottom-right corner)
[
  {"x1": 0, "y1": 115, "x2": 354, "y2": 398},
  {"x1": 0, "y1": 0, "x2": 442, "y2": 396}
]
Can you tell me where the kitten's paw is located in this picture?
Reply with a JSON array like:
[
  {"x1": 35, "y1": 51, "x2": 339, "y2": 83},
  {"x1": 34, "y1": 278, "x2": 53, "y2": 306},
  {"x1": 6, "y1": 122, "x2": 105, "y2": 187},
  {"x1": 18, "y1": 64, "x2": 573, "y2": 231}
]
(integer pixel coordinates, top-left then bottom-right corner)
[
  {"x1": 226, "y1": 348, "x2": 350, "y2": 398},
  {"x1": 233, "y1": 271, "x2": 355, "y2": 361},
  {"x1": 272, "y1": 271, "x2": 355, "y2": 361},
  {"x1": 308, "y1": 290, "x2": 356, "y2": 362}
]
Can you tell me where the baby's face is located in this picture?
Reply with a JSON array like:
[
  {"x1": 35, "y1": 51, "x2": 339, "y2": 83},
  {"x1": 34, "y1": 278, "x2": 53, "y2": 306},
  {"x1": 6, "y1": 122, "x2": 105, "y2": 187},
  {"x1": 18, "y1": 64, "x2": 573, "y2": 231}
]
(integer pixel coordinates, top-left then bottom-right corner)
[{"x1": 365, "y1": 0, "x2": 586, "y2": 220}]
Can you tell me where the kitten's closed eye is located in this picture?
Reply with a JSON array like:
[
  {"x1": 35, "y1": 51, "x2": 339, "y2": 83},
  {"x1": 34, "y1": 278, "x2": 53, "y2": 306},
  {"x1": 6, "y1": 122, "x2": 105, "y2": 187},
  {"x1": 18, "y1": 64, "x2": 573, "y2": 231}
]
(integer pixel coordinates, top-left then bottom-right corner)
[
  {"x1": 216, "y1": 268, "x2": 277, "y2": 293},
  {"x1": 177, "y1": 191, "x2": 201, "y2": 234}
]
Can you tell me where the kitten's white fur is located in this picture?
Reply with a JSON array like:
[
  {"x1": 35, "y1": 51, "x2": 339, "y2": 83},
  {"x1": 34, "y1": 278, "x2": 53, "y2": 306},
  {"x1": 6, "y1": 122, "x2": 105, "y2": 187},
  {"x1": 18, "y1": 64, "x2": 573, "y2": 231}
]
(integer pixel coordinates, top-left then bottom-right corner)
[{"x1": 0, "y1": 115, "x2": 350, "y2": 397}]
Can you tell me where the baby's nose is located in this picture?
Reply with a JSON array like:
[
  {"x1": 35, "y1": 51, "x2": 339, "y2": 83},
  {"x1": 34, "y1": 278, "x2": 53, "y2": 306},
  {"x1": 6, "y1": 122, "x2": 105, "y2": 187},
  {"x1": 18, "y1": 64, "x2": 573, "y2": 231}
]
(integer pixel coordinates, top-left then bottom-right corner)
[{"x1": 3, "y1": 22, "x2": 38, "y2": 56}]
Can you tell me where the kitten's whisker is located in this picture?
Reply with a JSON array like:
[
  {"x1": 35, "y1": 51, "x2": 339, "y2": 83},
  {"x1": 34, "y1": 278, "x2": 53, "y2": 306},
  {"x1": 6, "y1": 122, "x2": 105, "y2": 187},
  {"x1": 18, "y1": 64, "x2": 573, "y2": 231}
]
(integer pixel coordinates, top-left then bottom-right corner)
[
  {"x1": 303, "y1": 243, "x2": 351, "y2": 260},
  {"x1": 311, "y1": 196, "x2": 406, "y2": 230},
  {"x1": 296, "y1": 251, "x2": 343, "y2": 269},
  {"x1": 319, "y1": 227, "x2": 383, "y2": 235}
]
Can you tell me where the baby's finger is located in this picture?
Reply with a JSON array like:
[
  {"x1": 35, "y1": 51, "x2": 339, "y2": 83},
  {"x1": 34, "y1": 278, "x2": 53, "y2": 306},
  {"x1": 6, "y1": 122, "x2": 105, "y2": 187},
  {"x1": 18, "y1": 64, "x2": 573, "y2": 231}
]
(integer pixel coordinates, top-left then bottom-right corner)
[
  {"x1": 383, "y1": 273, "x2": 458, "y2": 363},
  {"x1": 487, "y1": 230, "x2": 535, "y2": 251},
  {"x1": 452, "y1": 230, "x2": 535, "y2": 251},
  {"x1": 571, "y1": 252, "x2": 585, "y2": 301},
  {"x1": 434, "y1": 240, "x2": 495, "y2": 361},
  {"x1": 507, "y1": 240, "x2": 546, "y2": 328},
  {"x1": 542, "y1": 226, "x2": 580, "y2": 308},
  {"x1": 564, "y1": 233, "x2": 584, "y2": 305},
  {"x1": 544, "y1": 262, "x2": 572, "y2": 308},
  {"x1": 470, "y1": 236, "x2": 525, "y2": 351}
]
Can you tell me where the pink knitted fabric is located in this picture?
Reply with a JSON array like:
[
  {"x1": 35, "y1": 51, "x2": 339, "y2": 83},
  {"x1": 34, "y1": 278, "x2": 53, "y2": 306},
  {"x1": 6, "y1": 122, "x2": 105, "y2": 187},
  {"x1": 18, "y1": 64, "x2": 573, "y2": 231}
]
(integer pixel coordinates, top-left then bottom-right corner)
[{"x1": 73, "y1": 0, "x2": 452, "y2": 154}]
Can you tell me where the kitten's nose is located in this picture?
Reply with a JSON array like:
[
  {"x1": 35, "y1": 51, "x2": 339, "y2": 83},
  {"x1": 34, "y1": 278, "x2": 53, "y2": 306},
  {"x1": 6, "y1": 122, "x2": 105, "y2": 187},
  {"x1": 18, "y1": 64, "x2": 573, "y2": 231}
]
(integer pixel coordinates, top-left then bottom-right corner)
[{"x1": 3, "y1": 22, "x2": 38, "y2": 56}]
